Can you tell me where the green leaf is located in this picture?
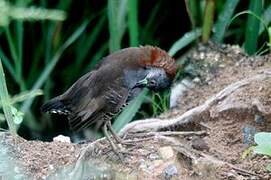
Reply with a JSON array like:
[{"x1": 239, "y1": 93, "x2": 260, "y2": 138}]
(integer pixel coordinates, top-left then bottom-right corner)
[
  {"x1": 244, "y1": 0, "x2": 263, "y2": 55},
  {"x1": 259, "y1": 4, "x2": 271, "y2": 35},
  {"x1": 113, "y1": 88, "x2": 148, "y2": 132},
  {"x1": 0, "y1": 113, "x2": 5, "y2": 122},
  {"x1": 168, "y1": 29, "x2": 201, "y2": 57},
  {"x1": 185, "y1": 0, "x2": 201, "y2": 28},
  {"x1": 128, "y1": 0, "x2": 139, "y2": 46},
  {"x1": 83, "y1": 42, "x2": 108, "y2": 73},
  {"x1": 10, "y1": 106, "x2": 23, "y2": 125},
  {"x1": 254, "y1": 132, "x2": 271, "y2": 146},
  {"x1": 0, "y1": 48, "x2": 17, "y2": 82},
  {"x1": 0, "y1": 59, "x2": 17, "y2": 134},
  {"x1": 11, "y1": 89, "x2": 43, "y2": 104},
  {"x1": 212, "y1": 0, "x2": 240, "y2": 43},
  {"x1": 202, "y1": 0, "x2": 215, "y2": 43},
  {"x1": 230, "y1": 11, "x2": 269, "y2": 55},
  {"x1": 20, "y1": 21, "x2": 88, "y2": 114},
  {"x1": 10, "y1": 6, "x2": 66, "y2": 22},
  {"x1": 0, "y1": 90, "x2": 43, "y2": 108},
  {"x1": 74, "y1": 15, "x2": 106, "y2": 73},
  {"x1": 254, "y1": 145, "x2": 271, "y2": 156},
  {"x1": 107, "y1": 0, "x2": 121, "y2": 52}
]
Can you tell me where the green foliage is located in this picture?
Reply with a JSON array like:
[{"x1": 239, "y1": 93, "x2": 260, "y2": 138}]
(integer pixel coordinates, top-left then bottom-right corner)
[
  {"x1": 185, "y1": 0, "x2": 201, "y2": 29},
  {"x1": 168, "y1": 29, "x2": 201, "y2": 56},
  {"x1": 254, "y1": 132, "x2": 271, "y2": 171},
  {"x1": 128, "y1": 0, "x2": 139, "y2": 46},
  {"x1": 244, "y1": 0, "x2": 263, "y2": 55},
  {"x1": 230, "y1": 10, "x2": 270, "y2": 55},
  {"x1": 107, "y1": 0, "x2": 123, "y2": 52},
  {"x1": 259, "y1": 4, "x2": 271, "y2": 35},
  {"x1": 151, "y1": 91, "x2": 170, "y2": 116},
  {"x1": 113, "y1": 89, "x2": 148, "y2": 132},
  {"x1": 0, "y1": 0, "x2": 66, "y2": 26},
  {"x1": 202, "y1": 0, "x2": 215, "y2": 43},
  {"x1": 0, "y1": 60, "x2": 43, "y2": 132},
  {"x1": 212, "y1": 0, "x2": 240, "y2": 43},
  {"x1": 0, "y1": 59, "x2": 17, "y2": 134}
]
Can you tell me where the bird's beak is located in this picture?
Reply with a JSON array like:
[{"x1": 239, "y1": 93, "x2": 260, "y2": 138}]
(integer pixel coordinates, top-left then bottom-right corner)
[{"x1": 134, "y1": 78, "x2": 148, "y2": 88}]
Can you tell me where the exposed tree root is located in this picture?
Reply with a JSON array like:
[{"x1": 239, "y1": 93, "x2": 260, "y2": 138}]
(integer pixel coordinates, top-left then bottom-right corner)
[{"x1": 119, "y1": 70, "x2": 271, "y2": 135}]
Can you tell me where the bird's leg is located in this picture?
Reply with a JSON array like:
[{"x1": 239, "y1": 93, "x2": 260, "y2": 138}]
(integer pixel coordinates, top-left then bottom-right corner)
[
  {"x1": 102, "y1": 122, "x2": 118, "y2": 151},
  {"x1": 107, "y1": 121, "x2": 139, "y2": 146},
  {"x1": 103, "y1": 121, "x2": 125, "y2": 161},
  {"x1": 107, "y1": 121, "x2": 123, "y2": 144}
]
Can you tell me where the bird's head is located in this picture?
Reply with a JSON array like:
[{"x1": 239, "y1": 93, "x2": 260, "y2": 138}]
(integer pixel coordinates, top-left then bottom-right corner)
[
  {"x1": 134, "y1": 46, "x2": 176, "y2": 91},
  {"x1": 131, "y1": 46, "x2": 177, "y2": 91},
  {"x1": 134, "y1": 67, "x2": 171, "y2": 91}
]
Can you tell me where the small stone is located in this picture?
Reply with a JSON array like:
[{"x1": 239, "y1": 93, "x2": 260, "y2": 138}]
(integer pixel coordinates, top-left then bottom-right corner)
[
  {"x1": 193, "y1": 77, "x2": 201, "y2": 83},
  {"x1": 53, "y1": 135, "x2": 71, "y2": 143},
  {"x1": 148, "y1": 153, "x2": 159, "y2": 160},
  {"x1": 152, "y1": 160, "x2": 163, "y2": 167},
  {"x1": 242, "y1": 125, "x2": 256, "y2": 145},
  {"x1": 158, "y1": 146, "x2": 174, "y2": 160},
  {"x1": 164, "y1": 164, "x2": 178, "y2": 180},
  {"x1": 255, "y1": 114, "x2": 264, "y2": 124},
  {"x1": 49, "y1": 164, "x2": 54, "y2": 170},
  {"x1": 191, "y1": 137, "x2": 209, "y2": 151}
]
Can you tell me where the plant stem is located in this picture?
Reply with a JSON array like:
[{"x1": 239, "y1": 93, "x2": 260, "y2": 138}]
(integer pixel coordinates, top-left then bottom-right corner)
[
  {"x1": 0, "y1": 59, "x2": 17, "y2": 135},
  {"x1": 202, "y1": 0, "x2": 215, "y2": 43}
]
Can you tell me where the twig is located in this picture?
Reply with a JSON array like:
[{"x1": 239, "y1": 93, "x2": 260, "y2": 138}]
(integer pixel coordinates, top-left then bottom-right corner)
[{"x1": 128, "y1": 130, "x2": 207, "y2": 137}]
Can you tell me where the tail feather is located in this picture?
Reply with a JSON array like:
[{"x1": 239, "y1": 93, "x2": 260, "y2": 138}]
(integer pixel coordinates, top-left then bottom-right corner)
[{"x1": 41, "y1": 98, "x2": 70, "y2": 115}]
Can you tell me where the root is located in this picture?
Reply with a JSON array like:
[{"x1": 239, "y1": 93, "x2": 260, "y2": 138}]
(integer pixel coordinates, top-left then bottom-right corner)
[{"x1": 119, "y1": 71, "x2": 271, "y2": 136}]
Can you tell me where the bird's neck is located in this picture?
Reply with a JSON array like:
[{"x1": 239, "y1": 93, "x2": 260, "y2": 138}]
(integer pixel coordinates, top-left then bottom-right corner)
[{"x1": 123, "y1": 68, "x2": 148, "y2": 89}]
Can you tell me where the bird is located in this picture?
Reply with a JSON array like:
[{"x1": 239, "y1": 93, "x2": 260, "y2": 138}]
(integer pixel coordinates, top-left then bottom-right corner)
[{"x1": 41, "y1": 45, "x2": 176, "y2": 154}]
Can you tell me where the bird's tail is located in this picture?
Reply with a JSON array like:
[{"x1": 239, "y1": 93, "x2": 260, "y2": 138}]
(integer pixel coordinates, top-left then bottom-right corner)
[{"x1": 41, "y1": 98, "x2": 70, "y2": 115}]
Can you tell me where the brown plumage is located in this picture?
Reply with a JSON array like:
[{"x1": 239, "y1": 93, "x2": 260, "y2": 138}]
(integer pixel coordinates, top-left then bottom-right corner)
[{"x1": 41, "y1": 45, "x2": 176, "y2": 153}]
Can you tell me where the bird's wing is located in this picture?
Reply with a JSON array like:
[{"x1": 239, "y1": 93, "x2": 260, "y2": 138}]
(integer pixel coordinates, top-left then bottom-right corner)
[{"x1": 68, "y1": 77, "x2": 129, "y2": 131}]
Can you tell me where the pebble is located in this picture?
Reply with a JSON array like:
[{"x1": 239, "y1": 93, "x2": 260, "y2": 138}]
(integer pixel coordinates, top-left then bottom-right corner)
[
  {"x1": 53, "y1": 135, "x2": 71, "y2": 143},
  {"x1": 255, "y1": 114, "x2": 264, "y2": 124},
  {"x1": 242, "y1": 125, "x2": 256, "y2": 145},
  {"x1": 164, "y1": 164, "x2": 178, "y2": 180},
  {"x1": 148, "y1": 153, "x2": 160, "y2": 160},
  {"x1": 158, "y1": 146, "x2": 174, "y2": 160},
  {"x1": 191, "y1": 137, "x2": 209, "y2": 151}
]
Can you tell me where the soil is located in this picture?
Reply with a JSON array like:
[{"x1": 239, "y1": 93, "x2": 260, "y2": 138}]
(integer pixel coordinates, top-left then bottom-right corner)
[{"x1": 1, "y1": 42, "x2": 271, "y2": 179}]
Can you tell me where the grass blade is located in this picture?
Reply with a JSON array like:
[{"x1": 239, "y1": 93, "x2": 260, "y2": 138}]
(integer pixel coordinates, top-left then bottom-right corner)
[
  {"x1": 0, "y1": 113, "x2": 5, "y2": 122},
  {"x1": 168, "y1": 29, "x2": 201, "y2": 57},
  {"x1": 113, "y1": 88, "x2": 148, "y2": 132},
  {"x1": 128, "y1": 0, "x2": 139, "y2": 46},
  {"x1": 185, "y1": 0, "x2": 201, "y2": 28},
  {"x1": 0, "y1": 48, "x2": 16, "y2": 82},
  {"x1": 16, "y1": 21, "x2": 24, "y2": 87},
  {"x1": 10, "y1": 90, "x2": 43, "y2": 105},
  {"x1": 212, "y1": 0, "x2": 240, "y2": 43},
  {"x1": 0, "y1": 59, "x2": 17, "y2": 135},
  {"x1": 75, "y1": 15, "x2": 106, "y2": 70},
  {"x1": 202, "y1": 0, "x2": 215, "y2": 43},
  {"x1": 83, "y1": 42, "x2": 108, "y2": 73},
  {"x1": 244, "y1": 0, "x2": 263, "y2": 55},
  {"x1": 20, "y1": 20, "x2": 89, "y2": 113},
  {"x1": 141, "y1": 2, "x2": 161, "y2": 43},
  {"x1": 259, "y1": 4, "x2": 271, "y2": 35},
  {"x1": 107, "y1": 0, "x2": 121, "y2": 52},
  {"x1": 4, "y1": 28, "x2": 18, "y2": 66},
  {"x1": 4, "y1": 27, "x2": 26, "y2": 90}
]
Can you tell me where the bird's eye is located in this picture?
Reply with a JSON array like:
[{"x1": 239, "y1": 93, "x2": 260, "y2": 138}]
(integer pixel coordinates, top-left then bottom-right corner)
[{"x1": 149, "y1": 80, "x2": 156, "y2": 86}]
